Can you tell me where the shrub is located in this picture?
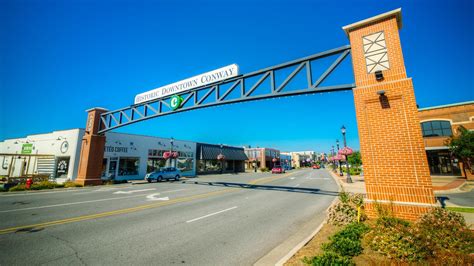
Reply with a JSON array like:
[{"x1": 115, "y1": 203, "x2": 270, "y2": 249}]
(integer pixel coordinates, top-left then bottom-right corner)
[
  {"x1": 103, "y1": 179, "x2": 128, "y2": 185},
  {"x1": 9, "y1": 184, "x2": 26, "y2": 191},
  {"x1": 30, "y1": 181, "x2": 58, "y2": 190},
  {"x1": 322, "y1": 223, "x2": 369, "y2": 257},
  {"x1": 302, "y1": 251, "x2": 354, "y2": 266},
  {"x1": 260, "y1": 167, "x2": 269, "y2": 172},
  {"x1": 64, "y1": 181, "x2": 83, "y2": 188},
  {"x1": 327, "y1": 192, "x2": 366, "y2": 226},
  {"x1": 416, "y1": 208, "x2": 474, "y2": 259},
  {"x1": 341, "y1": 167, "x2": 362, "y2": 175},
  {"x1": 304, "y1": 222, "x2": 368, "y2": 265},
  {"x1": 365, "y1": 217, "x2": 429, "y2": 262},
  {"x1": 365, "y1": 206, "x2": 474, "y2": 263}
]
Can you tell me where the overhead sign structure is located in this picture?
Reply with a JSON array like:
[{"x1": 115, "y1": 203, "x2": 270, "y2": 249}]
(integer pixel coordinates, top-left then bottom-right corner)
[{"x1": 134, "y1": 64, "x2": 239, "y2": 104}]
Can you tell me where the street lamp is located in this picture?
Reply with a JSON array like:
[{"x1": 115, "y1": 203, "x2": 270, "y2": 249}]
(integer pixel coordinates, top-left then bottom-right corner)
[
  {"x1": 340, "y1": 125, "x2": 353, "y2": 183},
  {"x1": 331, "y1": 146, "x2": 335, "y2": 171},
  {"x1": 253, "y1": 150, "x2": 258, "y2": 173},
  {"x1": 336, "y1": 139, "x2": 343, "y2": 176},
  {"x1": 170, "y1": 137, "x2": 174, "y2": 167},
  {"x1": 217, "y1": 144, "x2": 225, "y2": 174}
]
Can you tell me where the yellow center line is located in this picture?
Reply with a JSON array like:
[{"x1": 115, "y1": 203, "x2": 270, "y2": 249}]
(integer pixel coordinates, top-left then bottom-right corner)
[{"x1": 0, "y1": 170, "x2": 300, "y2": 235}]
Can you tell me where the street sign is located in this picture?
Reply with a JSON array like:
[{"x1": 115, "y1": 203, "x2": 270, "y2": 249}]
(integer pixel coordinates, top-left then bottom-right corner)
[
  {"x1": 170, "y1": 95, "x2": 184, "y2": 110},
  {"x1": 21, "y1": 143, "x2": 33, "y2": 154}
]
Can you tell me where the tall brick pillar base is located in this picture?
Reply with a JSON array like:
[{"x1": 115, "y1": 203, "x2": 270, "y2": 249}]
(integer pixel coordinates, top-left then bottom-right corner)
[
  {"x1": 76, "y1": 108, "x2": 108, "y2": 186},
  {"x1": 343, "y1": 9, "x2": 436, "y2": 221}
]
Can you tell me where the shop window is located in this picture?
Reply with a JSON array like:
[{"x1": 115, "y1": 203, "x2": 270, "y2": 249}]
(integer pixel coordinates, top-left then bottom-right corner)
[
  {"x1": 147, "y1": 158, "x2": 165, "y2": 173},
  {"x1": 205, "y1": 160, "x2": 220, "y2": 171},
  {"x1": 177, "y1": 158, "x2": 194, "y2": 172},
  {"x1": 197, "y1": 160, "x2": 205, "y2": 172},
  {"x1": 119, "y1": 157, "x2": 139, "y2": 176},
  {"x1": 421, "y1": 121, "x2": 452, "y2": 137},
  {"x1": 101, "y1": 158, "x2": 107, "y2": 177}
]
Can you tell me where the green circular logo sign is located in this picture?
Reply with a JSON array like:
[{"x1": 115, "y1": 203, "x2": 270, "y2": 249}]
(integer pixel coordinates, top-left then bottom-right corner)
[{"x1": 170, "y1": 95, "x2": 184, "y2": 110}]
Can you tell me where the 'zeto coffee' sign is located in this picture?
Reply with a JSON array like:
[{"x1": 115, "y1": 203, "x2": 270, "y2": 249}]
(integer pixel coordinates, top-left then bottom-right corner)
[{"x1": 134, "y1": 64, "x2": 239, "y2": 104}]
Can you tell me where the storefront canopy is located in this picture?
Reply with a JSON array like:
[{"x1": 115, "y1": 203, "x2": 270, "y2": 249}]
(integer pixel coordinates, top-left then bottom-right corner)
[{"x1": 198, "y1": 144, "x2": 248, "y2": 161}]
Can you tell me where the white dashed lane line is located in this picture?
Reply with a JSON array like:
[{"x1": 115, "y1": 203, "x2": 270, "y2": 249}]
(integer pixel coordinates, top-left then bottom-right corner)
[{"x1": 186, "y1": 206, "x2": 238, "y2": 223}]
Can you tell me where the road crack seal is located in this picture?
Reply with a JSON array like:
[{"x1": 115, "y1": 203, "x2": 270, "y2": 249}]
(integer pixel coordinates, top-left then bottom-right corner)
[{"x1": 45, "y1": 233, "x2": 86, "y2": 265}]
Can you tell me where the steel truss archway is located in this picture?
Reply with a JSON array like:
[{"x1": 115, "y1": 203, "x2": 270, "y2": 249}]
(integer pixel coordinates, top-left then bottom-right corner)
[{"x1": 98, "y1": 45, "x2": 354, "y2": 133}]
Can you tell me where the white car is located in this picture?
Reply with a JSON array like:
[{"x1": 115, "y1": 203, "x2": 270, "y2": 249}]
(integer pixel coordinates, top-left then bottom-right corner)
[{"x1": 145, "y1": 167, "x2": 181, "y2": 182}]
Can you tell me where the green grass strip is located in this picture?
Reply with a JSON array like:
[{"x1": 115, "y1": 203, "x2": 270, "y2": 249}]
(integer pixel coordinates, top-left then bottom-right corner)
[{"x1": 446, "y1": 207, "x2": 474, "y2": 213}]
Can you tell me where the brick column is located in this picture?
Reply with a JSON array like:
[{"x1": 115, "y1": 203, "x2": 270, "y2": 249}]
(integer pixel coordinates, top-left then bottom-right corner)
[
  {"x1": 343, "y1": 9, "x2": 436, "y2": 221},
  {"x1": 76, "y1": 107, "x2": 108, "y2": 186}
]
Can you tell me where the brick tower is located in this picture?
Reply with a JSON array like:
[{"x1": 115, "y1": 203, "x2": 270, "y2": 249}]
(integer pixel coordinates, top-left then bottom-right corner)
[
  {"x1": 75, "y1": 107, "x2": 108, "y2": 186},
  {"x1": 343, "y1": 9, "x2": 436, "y2": 220}
]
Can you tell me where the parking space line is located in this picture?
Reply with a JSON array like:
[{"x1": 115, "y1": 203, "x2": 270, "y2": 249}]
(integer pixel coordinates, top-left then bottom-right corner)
[{"x1": 186, "y1": 206, "x2": 238, "y2": 223}]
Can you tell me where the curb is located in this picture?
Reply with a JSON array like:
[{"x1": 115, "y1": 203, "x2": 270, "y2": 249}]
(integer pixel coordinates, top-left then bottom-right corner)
[
  {"x1": 433, "y1": 181, "x2": 472, "y2": 194},
  {"x1": 275, "y1": 221, "x2": 327, "y2": 266},
  {"x1": 256, "y1": 168, "x2": 341, "y2": 266}
]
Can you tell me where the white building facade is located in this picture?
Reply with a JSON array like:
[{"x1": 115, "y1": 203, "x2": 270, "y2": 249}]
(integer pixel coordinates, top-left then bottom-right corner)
[{"x1": 0, "y1": 129, "x2": 197, "y2": 182}]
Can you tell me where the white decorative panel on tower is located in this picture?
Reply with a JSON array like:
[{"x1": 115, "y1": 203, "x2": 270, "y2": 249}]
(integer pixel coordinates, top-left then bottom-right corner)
[{"x1": 363, "y1": 31, "x2": 390, "y2": 74}]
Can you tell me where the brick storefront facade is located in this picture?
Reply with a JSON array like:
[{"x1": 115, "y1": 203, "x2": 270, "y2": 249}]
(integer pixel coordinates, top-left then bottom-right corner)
[{"x1": 418, "y1": 101, "x2": 474, "y2": 179}]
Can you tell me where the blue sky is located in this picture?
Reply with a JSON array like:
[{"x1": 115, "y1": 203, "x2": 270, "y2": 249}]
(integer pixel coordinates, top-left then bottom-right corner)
[{"x1": 1, "y1": 0, "x2": 473, "y2": 154}]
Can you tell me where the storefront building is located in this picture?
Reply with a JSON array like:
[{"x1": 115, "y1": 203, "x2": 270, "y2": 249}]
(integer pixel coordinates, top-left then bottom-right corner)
[
  {"x1": 196, "y1": 143, "x2": 247, "y2": 174},
  {"x1": 290, "y1": 151, "x2": 317, "y2": 168},
  {"x1": 0, "y1": 129, "x2": 83, "y2": 182},
  {"x1": 244, "y1": 147, "x2": 280, "y2": 170},
  {"x1": 280, "y1": 152, "x2": 292, "y2": 169},
  {"x1": 0, "y1": 129, "x2": 197, "y2": 182},
  {"x1": 101, "y1": 132, "x2": 196, "y2": 180},
  {"x1": 418, "y1": 101, "x2": 474, "y2": 177}
]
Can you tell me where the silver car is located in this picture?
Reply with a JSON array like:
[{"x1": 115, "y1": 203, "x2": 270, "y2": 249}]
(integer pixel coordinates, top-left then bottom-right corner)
[{"x1": 145, "y1": 167, "x2": 181, "y2": 182}]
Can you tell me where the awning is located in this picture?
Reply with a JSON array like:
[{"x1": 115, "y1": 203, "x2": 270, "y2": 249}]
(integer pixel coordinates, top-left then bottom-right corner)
[{"x1": 199, "y1": 144, "x2": 248, "y2": 161}]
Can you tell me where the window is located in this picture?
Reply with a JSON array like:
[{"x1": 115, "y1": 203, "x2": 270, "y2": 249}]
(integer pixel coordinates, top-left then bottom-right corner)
[
  {"x1": 176, "y1": 158, "x2": 193, "y2": 173},
  {"x1": 119, "y1": 157, "x2": 139, "y2": 176},
  {"x1": 147, "y1": 158, "x2": 165, "y2": 173},
  {"x1": 421, "y1": 121, "x2": 452, "y2": 137}
]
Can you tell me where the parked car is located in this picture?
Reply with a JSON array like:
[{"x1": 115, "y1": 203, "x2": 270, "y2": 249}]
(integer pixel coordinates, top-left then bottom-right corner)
[
  {"x1": 272, "y1": 165, "x2": 285, "y2": 174},
  {"x1": 312, "y1": 164, "x2": 320, "y2": 169},
  {"x1": 145, "y1": 167, "x2": 181, "y2": 182}
]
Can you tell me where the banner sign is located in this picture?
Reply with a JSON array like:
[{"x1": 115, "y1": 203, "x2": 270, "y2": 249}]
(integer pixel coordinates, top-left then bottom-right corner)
[{"x1": 134, "y1": 64, "x2": 239, "y2": 104}]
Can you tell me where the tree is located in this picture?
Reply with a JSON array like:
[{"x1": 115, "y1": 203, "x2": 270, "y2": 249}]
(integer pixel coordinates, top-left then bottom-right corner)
[
  {"x1": 347, "y1": 151, "x2": 362, "y2": 167},
  {"x1": 446, "y1": 126, "x2": 474, "y2": 176}
]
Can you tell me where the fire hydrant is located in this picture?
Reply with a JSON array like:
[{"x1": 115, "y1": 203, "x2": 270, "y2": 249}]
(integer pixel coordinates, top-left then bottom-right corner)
[{"x1": 26, "y1": 178, "x2": 33, "y2": 189}]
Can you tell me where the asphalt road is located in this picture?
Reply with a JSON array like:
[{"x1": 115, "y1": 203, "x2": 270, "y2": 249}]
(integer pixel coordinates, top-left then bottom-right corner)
[
  {"x1": 438, "y1": 189, "x2": 474, "y2": 207},
  {"x1": 0, "y1": 168, "x2": 339, "y2": 265}
]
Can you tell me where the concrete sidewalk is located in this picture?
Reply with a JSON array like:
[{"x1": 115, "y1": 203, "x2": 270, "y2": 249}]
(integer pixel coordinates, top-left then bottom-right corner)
[{"x1": 326, "y1": 169, "x2": 474, "y2": 228}]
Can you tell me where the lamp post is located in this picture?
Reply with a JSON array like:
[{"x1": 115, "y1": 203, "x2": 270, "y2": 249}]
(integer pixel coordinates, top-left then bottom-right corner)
[
  {"x1": 331, "y1": 146, "x2": 335, "y2": 171},
  {"x1": 336, "y1": 139, "x2": 343, "y2": 176},
  {"x1": 218, "y1": 144, "x2": 224, "y2": 174},
  {"x1": 254, "y1": 150, "x2": 258, "y2": 173},
  {"x1": 170, "y1": 137, "x2": 175, "y2": 167},
  {"x1": 340, "y1": 126, "x2": 353, "y2": 183}
]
